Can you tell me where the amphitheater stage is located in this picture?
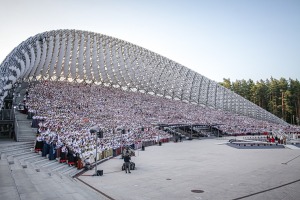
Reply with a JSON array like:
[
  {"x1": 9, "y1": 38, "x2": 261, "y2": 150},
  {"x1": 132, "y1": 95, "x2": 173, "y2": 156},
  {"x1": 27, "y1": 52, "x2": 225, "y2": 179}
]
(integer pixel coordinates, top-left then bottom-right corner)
[
  {"x1": 226, "y1": 139, "x2": 286, "y2": 149},
  {"x1": 78, "y1": 138, "x2": 300, "y2": 200}
]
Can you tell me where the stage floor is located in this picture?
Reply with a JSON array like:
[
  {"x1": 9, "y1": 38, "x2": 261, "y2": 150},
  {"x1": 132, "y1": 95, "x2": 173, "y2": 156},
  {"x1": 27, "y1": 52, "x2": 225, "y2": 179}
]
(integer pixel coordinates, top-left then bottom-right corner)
[{"x1": 79, "y1": 138, "x2": 300, "y2": 200}]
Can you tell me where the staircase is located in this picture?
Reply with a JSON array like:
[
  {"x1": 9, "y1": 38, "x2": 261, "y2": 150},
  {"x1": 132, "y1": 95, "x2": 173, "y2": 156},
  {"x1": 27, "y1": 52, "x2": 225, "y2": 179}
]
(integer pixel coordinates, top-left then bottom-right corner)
[
  {"x1": 0, "y1": 142, "x2": 86, "y2": 178},
  {"x1": 14, "y1": 113, "x2": 36, "y2": 142},
  {"x1": 0, "y1": 141, "x2": 107, "y2": 200},
  {"x1": 12, "y1": 82, "x2": 36, "y2": 142}
]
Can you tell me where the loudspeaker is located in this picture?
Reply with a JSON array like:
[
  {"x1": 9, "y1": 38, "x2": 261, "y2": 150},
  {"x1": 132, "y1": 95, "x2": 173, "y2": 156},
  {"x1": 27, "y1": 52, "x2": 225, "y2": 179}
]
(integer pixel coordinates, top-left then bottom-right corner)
[
  {"x1": 97, "y1": 170, "x2": 103, "y2": 176},
  {"x1": 97, "y1": 131, "x2": 103, "y2": 138},
  {"x1": 90, "y1": 125, "x2": 100, "y2": 134}
]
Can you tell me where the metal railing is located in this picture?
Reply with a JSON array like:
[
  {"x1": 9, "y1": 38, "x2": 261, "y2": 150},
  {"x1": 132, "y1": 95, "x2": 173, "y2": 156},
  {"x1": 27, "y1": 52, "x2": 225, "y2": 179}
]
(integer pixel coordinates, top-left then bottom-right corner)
[
  {"x1": 0, "y1": 109, "x2": 14, "y2": 120},
  {"x1": 14, "y1": 110, "x2": 19, "y2": 141}
]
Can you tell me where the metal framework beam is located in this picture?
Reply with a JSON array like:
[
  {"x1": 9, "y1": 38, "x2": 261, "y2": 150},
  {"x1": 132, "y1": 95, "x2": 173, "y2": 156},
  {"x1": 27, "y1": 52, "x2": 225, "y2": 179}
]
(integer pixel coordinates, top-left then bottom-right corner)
[{"x1": 0, "y1": 29, "x2": 287, "y2": 125}]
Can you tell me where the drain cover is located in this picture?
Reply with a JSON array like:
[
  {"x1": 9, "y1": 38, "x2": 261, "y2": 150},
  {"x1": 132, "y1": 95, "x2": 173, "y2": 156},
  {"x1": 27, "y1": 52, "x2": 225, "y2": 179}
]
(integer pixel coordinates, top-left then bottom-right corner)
[{"x1": 191, "y1": 190, "x2": 204, "y2": 193}]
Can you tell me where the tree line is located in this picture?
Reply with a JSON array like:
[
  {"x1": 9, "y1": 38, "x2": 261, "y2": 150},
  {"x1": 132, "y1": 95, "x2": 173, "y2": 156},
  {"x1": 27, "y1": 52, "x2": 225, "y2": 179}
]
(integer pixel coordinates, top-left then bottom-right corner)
[{"x1": 220, "y1": 77, "x2": 300, "y2": 125}]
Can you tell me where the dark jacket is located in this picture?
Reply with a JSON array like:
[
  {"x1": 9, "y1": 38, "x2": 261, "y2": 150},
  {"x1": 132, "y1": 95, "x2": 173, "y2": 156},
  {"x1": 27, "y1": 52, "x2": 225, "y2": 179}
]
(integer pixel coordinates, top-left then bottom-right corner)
[{"x1": 124, "y1": 155, "x2": 131, "y2": 162}]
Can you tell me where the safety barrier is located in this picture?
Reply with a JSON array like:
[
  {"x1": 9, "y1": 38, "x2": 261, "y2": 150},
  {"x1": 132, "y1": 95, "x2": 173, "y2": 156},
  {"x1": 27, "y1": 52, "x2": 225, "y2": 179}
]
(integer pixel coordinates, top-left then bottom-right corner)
[
  {"x1": 160, "y1": 138, "x2": 170, "y2": 143},
  {"x1": 228, "y1": 142, "x2": 285, "y2": 149},
  {"x1": 113, "y1": 147, "x2": 122, "y2": 156},
  {"x1": 96, "y1": 151, "x2": 102, "y2": 161},
  {"x1": 106, "y1": 148, "x2": 113, "y2": 157},
  {"x1": 33, "y1": 137, "x2": 171, "y2": 171},
  {"x1": 142, "y1": 140, "x2": 156, "y2": 147},
  {"x1": 14, "y1": 116, "x2": 19, "y2": 141},
  {"x1": 77, "y1": 158, "x2": 83, "y2": 169},
  {"x1": 97, "y1": 148, "x2": 113, "y2": 160},
  {"x1": 243, "y1": 136, "x2": 268, "y2": 141},
  {"x1": 134, "y1": 142, "x2": 142, "y2": 150}
]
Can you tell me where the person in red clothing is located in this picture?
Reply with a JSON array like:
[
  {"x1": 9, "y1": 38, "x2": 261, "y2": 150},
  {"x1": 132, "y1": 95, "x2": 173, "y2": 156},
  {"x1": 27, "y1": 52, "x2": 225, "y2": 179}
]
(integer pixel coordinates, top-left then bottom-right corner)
[
  {"x1": 60, "y1": 145, "x2": 68, "y2": 163},
  {"x1": 271, "y1": 136, "x2": 275, "y2": 143},
  {"x1": 268, "y1": 135, "x2": 272, "y2": 143}
]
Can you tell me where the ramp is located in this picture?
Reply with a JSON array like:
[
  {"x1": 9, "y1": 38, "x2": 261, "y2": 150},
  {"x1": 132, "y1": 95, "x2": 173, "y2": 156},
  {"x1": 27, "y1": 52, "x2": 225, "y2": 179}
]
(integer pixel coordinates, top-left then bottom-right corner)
[{"x1": 284, "y1": 144, "x2": 300, "y2": 150}]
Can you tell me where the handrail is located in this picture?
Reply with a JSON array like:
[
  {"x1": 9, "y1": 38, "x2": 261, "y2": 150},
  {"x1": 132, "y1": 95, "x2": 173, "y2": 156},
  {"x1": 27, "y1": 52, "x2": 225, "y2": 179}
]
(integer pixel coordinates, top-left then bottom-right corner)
[{"x1": 14, "y1": 109, "x2": 19, "y2": 142}]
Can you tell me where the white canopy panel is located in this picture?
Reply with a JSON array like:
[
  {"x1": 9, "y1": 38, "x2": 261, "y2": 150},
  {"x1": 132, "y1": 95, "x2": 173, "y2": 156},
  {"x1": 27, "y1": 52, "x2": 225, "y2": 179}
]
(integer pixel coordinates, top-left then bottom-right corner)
[{"x1": 0, "y1": 29, "x2": 287, "y2": 125}]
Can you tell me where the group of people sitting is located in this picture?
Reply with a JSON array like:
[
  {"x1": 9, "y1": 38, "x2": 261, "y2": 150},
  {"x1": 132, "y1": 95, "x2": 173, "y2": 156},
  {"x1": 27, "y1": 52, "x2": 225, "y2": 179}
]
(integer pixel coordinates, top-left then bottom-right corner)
[{"x1": 25, "y1": 80, "x2": 299, "y2": 168}]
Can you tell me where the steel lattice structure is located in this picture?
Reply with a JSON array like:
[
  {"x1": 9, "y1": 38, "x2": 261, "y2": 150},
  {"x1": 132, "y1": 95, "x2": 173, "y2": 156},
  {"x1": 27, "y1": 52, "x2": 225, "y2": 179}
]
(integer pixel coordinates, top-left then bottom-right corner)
[{"x1": 0, "y1": 29, "x2": 286, "y2": 125}]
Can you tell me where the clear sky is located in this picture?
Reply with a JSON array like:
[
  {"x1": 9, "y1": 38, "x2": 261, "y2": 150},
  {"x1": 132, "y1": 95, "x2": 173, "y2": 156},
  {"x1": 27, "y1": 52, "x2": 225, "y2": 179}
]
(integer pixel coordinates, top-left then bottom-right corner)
[{"x1": 0, "y1": 0, "x2": 299, "y2": 83}]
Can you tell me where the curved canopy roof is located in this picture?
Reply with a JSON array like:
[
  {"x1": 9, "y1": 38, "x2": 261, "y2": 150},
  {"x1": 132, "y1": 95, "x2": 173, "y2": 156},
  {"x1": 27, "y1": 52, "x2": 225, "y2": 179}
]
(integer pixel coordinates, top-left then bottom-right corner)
[{"x1": 0, "y1": 29, "x2": 287, "y2": 125}]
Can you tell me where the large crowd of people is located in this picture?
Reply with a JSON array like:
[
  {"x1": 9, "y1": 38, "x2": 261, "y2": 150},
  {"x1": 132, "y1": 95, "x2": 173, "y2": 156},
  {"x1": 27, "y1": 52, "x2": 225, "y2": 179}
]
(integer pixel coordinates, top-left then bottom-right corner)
[{"x1": 24, "y1": 80, "x2": 300, "y2": 167}]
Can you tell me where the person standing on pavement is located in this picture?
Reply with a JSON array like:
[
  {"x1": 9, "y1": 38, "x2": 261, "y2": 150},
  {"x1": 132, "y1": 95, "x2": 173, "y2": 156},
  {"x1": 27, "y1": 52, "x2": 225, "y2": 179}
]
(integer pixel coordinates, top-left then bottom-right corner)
[{"x1": 124, "y1": 153, "x2": 131, "y2": 173}]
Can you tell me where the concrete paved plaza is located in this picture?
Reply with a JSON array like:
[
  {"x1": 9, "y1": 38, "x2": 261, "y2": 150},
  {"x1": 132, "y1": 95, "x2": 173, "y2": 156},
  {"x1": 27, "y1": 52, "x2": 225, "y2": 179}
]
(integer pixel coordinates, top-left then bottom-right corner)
[{"x1": 79, "y1": 138, "x2": 300, "y2": 200}]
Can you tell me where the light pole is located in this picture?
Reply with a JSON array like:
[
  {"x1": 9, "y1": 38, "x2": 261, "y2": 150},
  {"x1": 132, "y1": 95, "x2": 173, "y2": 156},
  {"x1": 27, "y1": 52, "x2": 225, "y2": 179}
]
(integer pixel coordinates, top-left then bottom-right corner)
[
  {"x1": 190, "y1": 124, "x2": 192, "y2": 139},
  {"x1": 90, "y1": 125, "x2": 101, "y2": 176},
  {"x1": 158, "y1": 127, "x2": 160, "y2": 145},
  {"x1": 94, "y1": 132, "x2": 98, "y2": 176}
]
